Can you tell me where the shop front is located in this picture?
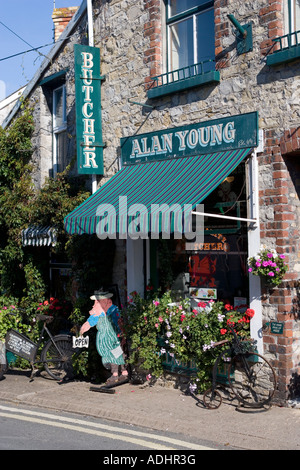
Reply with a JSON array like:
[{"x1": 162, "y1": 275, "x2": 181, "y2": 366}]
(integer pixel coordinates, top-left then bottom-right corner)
[{"x1": 64, "y1": 111, "x2": 263, "y2": 349}]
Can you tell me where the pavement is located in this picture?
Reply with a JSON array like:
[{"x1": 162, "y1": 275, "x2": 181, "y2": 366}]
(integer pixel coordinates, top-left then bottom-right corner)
[{"x1": 1, "y1": 368, "x2": 300, "y2": 450}]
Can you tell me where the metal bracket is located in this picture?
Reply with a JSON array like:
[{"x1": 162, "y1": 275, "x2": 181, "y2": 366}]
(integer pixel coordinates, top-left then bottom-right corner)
[
  {"x1": 128, "y1": 98, "x2": 154, "y2": 109},
  {"x1": 227, "y1": 15, "x2": 253, "y2": 55}
]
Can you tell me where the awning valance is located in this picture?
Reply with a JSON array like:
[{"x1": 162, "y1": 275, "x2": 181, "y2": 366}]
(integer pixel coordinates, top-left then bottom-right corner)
[
  {"x1": 22, "y1": 225, "x2": 57, "y2": 246},
  {"x1": 64, "y1": 148, "x2": 253, "y2": 236}
]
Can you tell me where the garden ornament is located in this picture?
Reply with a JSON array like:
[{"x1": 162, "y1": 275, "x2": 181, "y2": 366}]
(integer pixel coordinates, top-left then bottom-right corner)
[{"x1": 80, "y1": 289, "x2": 128, "y2": 391}]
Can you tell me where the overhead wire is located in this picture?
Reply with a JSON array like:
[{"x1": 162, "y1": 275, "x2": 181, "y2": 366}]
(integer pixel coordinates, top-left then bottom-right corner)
[
  {"x1": 0, "y1": 33, "x2": 74, "y2": 63},
  {"x1": 0, "y1": 41, "x2": 56, "y2": 63},
  {"x1": 0, "y1": 19, "x2": 49, "y2": 61}
]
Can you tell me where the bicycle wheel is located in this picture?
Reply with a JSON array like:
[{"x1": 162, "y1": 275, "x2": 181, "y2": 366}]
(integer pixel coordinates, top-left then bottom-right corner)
[
  {"x1": 228, "y1": 352, "x2": 276, "y2": 408},
  {"x1": 203, "y1": 388, "x2": 223, "y2": 409},
  {"x1": 41, "y1": 335, "x2": 74, "y2": 380}
]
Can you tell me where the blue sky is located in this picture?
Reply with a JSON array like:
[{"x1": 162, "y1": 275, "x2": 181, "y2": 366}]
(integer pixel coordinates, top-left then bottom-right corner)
[{"x1": 0, "y1": 0, "x2": 83, "y2": 99}]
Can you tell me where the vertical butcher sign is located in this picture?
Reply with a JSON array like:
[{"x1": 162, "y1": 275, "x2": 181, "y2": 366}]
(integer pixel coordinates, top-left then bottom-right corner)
[{"x1": 74, "y1": 44, "x2": 104, "y2": 175}]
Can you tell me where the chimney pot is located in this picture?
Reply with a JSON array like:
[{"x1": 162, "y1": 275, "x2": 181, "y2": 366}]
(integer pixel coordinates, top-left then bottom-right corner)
[{"x1": 52, "y1": 7, "x2": 79, "y2": 42}]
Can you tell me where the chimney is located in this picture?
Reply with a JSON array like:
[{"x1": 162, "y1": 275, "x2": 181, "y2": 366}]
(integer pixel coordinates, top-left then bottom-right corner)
[{"x1": 52, "y1": 7, "x2": 79, "y2": 42}]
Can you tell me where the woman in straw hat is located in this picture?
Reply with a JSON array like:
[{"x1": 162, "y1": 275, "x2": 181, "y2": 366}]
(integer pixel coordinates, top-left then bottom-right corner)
[{"x1": 80, "y1": 290, "x2": 128, "y2": 385}]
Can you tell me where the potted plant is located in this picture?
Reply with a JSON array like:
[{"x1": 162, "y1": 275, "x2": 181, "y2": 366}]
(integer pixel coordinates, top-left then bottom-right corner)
[{"x1": 248, "y1": 247, "x2": 288, "y2": 287}]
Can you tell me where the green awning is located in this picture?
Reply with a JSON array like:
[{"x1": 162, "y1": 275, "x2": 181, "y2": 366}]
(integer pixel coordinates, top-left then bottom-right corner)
[{"x1": 64, "y1": 148, "x2": 252, "y2": 236}]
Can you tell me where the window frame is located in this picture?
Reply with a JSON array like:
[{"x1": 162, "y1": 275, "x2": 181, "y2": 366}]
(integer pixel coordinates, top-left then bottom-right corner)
[
  {"x1": 166, "y1": 0, "x2": 215, "y2": 74},
  {"x1": 52, "y1": 84, "x2": 67, "y2": 175},
  {"x1": 287, "y1": 0, "x2": 300, "y2": 35},
  {"x1": 148, "y1": 1, "x2": 218, "y2": 99},
  {"x1": 267, "y1": 0, "x2": 300, "y2": 65}
]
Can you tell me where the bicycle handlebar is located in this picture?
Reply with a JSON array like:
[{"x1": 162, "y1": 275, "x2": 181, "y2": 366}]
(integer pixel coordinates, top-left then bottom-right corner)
[
  {"x1": 210, "y1": 325, "x2": 256, "y2": 350},
  {"x1": 36, "y1": 313, "x2": 54, "y2": 323},
  {"x1": 212, "y1": 339, "x2": 230, "y2": 347}
]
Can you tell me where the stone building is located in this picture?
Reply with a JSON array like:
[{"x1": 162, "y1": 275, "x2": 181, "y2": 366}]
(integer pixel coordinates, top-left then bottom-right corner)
[{"x1": 2, "y1": 0, "x2": 300, "y2": 404}]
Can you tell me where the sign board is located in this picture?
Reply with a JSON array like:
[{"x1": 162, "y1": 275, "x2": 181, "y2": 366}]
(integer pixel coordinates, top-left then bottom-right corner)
[
  {"x1": 189, "y1": 287, "x2": 217, "y2": 299},
  {"x1": 74, "y1": 44, "x2": 104, "y2": 175},
  {"x1": 5, "y1": 329, "x2": 37, "y2": 362},
  {"x1": 121, "y1": 112, "x2": 258, "y2": 166},
  {"x1": 72, "y1": 335, "x2": 89, "y2": 348},
  {"x1": 270, "y1": 322, "x2": 284, "y2": 335}
]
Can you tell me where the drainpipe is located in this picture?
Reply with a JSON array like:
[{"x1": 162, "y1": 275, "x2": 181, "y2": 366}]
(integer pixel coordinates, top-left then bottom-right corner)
[{"x1": 87, "y1": 0, "x2": 97, "y2": 194}]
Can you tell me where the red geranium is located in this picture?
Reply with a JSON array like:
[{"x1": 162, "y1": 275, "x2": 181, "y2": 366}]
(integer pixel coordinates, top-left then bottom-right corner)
[{"x1": 246, "y1": 308, "x2": 255, "y2": 318}]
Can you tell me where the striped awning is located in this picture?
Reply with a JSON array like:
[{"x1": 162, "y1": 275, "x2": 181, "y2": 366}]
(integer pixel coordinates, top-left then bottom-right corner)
[
  {"x1": 64, "y1": 148, "x2": 252, "y2": 236},
  {"x1": 22, "y1": 225, "x2": 57, "y2": 246}
]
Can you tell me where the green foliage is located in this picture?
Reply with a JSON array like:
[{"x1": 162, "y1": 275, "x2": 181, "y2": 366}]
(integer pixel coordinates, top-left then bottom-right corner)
[
  {"x1": 123, "y1": 290, "x2": 254, "y2": 391},
  {"x1": 0, "y1": 105, "x2": 90, "y2": 305},
  {"x1": 0, "y1": 108, "x2": 34, "y2": 189},
  {"x1": 0, "y1": 297, "x2": 30, "y2": 341}
]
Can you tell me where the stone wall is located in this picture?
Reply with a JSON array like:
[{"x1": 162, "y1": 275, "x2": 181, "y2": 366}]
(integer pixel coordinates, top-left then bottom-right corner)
[{"x1": 23, "y1": 0, "x2": 299, "y2": 403}]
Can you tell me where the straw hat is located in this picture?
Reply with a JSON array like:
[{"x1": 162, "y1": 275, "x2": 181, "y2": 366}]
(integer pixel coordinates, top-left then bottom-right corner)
[{"x1": 90, "y1": 289, "x2": 113, "y2": 300}]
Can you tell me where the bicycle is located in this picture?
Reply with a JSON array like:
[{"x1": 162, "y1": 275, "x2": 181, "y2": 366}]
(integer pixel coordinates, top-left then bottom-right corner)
[
  {"x1": 203, "y1": 325, "x2": 277, "y2": 409},
  {"x1": 0, "y1": 313, "x2": 78, "y2": 381}
]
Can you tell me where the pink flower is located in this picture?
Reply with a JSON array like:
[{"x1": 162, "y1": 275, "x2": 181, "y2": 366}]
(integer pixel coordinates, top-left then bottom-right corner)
[
  {"x1": 155, "y1": 323, "x2": 159, "y2": 328},
  {"x1": 248, "y1": 267, "x2": 253, "y2": 272},
  {"x1": 158, "y1": 316, "x2": 163, "y2": 322},
  {"x1": 268, "y1": 271, "x2": 275, "y2": 277},
  {"x1": 280, "y1": 254, "x2": 285, "y2": 259},
  {"x1": 256, "y1": 261, "x2": 261, "y2": 267},
  {"x1": 153, "y1": 300, "x2": 160, "y2": 306}
]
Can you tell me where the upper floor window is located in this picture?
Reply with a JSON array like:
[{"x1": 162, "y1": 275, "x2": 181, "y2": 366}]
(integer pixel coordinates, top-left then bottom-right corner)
[
  {"x1": 283, "y1": 0, "x2": 300, "y2": 45},
  {"x1": 167, "y1": 0, "x2": 215, "y2": 76},
  {"x1": 267, "y1": 0, "x2": 300, "y2": 65},
  {"x1": 285, "y1": 0, "x2": 300, "y2": 33},
  {"x1": 53, "y1": 85, "x2": 67, "y2": 175},
  {"x1": 147, "y1": 1, "x2": 219, "y2": 99}
]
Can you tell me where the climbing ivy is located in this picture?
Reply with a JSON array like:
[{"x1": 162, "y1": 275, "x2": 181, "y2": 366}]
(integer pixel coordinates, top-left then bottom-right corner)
[{"x1": 0, "y1": 105, "x2": 91, "y2": 312}]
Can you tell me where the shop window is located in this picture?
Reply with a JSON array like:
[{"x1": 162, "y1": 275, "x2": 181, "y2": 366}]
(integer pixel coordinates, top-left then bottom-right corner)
[
  {"x1": 148, "y1": 0, "x2": 219, "y2": 99},
  {"x1": 151, "y1": 164, "x2": 249, "y2": 304},
  {"x1": 267, "y1": 0, "x2": 300, "y2": 65},
  {"x1": 53, "y1": 85, "x2": 68, "y2": 175}
]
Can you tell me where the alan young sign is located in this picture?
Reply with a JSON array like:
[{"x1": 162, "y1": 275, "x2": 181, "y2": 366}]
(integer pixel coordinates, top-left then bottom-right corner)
[
  {"x1": 121, "y1": 112, "x2": 258, "y2": 165},
  {"x1": 74, "y1": 44, "x2": 104, "y2": 175}
]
